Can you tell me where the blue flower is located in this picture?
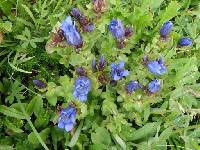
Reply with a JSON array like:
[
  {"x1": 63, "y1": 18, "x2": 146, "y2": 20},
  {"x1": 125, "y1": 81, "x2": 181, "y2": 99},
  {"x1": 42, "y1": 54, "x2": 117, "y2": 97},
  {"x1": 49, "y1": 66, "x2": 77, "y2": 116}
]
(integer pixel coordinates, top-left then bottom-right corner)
[
  {"x1": 178, "y1": 37, "x2": 192, "y2": 46},
  {"x1": 147, "y1": 79, "x2": 161, "y2": 93},
  {"x1": 92, "y1": 58, "x2": 97, "y2": 72},
  {"x1": 58, "y1": 105, "x2": 76, "y2": 132},
  {"x1": 98, "y1": 55, "x2": 106, "y2": 71},
  {"x1": 126, "y1": 80, "x2": 141, "y2": 93},
  {"x1": 61, "y1": 16, "x2": 83, "y2": 47},
  {"x1": 71, "y1": 8, "x2": 82, "y2": 19},
  {"x1": 109, "y1": 19, "x2": 125, "y2": 40},
  {"x1": 160, "y1": 21, "x2": 173, "y2": 38},
  {"x1": 33, "y1": 80, "x2": 47, "y2": 89},
  {"x1": 73, "y1": 76, "x2": 91, "y2": 102},
  {"x1": 111, "y1": 61, "x2": 129, "y2": 81},
  {"x1": 147, "y1": 57, "x2": 167, "y2": 75}
]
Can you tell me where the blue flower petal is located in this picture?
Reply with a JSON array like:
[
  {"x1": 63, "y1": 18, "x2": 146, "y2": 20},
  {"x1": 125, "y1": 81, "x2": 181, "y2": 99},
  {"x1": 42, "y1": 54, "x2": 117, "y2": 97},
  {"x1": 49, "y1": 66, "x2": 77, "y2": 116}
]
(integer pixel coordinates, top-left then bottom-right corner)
[
  {"x1": 113, "y1": 74, "x2": 121, "y2": 81},
  {"x1": 122, "y1": 70, "x2": 129, "y2": 77},
  {"x1": 119, "y1": 61, "x2": 125, "y2": 68},
  {"x1": 64, "y1": 123, "x2": 74, "y2": 132},
  {"x1": 92, "y1": 58, "x2": 97, "y2": 72},
  {"x1": 58, "y1": 121, "x2": 65, "y2": 129},
  {"x1": 78, "y1": 94, "x2": 88, "y2": 102}
]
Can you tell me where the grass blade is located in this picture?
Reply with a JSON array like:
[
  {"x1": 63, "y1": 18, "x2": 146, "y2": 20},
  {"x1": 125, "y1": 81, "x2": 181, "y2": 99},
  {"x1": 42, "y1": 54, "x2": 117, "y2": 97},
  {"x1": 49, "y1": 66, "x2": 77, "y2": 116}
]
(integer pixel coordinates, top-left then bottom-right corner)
[
  {"x1": 68, "y1": 120, "x2": 84, "y2": 147},
  {"x1": 21, "y1": 4, "x2": 36, "y2": 25}
]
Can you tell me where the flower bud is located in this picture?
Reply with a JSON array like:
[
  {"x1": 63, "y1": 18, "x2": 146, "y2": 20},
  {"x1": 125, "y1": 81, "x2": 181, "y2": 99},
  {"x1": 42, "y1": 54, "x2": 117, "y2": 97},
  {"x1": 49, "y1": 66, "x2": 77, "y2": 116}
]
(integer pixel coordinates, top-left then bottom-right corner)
[
  {"x1": 160, "y1": 21, "x2": 173, "y2": 38},
  {"x1": 178, "y1": 37, "x2": 192, "y2": 47}
]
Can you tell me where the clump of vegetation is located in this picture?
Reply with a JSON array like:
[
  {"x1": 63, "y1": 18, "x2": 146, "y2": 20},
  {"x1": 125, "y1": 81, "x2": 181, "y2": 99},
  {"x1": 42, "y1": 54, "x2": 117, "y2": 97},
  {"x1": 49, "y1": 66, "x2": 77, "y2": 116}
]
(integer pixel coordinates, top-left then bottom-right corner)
[{"x1": 0, "y1": 0, "x2": 200, "y2": 149}]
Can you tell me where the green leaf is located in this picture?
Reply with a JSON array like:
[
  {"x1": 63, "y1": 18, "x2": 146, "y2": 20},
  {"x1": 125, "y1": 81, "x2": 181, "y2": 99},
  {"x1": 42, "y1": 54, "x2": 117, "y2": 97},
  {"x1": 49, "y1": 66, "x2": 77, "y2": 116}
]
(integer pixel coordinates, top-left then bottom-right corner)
[
  {"x1": 159, "y1": 1, "x2": 180, "y2": 23},
  {"x1": 24, "y1": 27, "x2": 31, "y2": 39},
  {"x1": 120, "y1": 125, "x2": 136, "y2": 141},
  {"x1": 69, "y1": 52, "x2": 84, "y2": 66},
  {"x1": 9, "y1": 62, "x2": 32, "y2": 74},
  {"x1": 131, "y1": 122, "x2": 158, "y2": 141},
  {"x1": 0, "y1": 105, "x2": 25, "y2": 119},
  {"x1": 46, "y1": 82, "x2": 58, "y2": 106},
  {"x1": 159, "y1": 127, "x2": 173, "y2": 141},
  {"x1": 30, "y1": 41, "x2": 37, "y2": 48},
  {"x1": 0, "y1": 21, "x2": 12, "y2": 32},
  {"x1": 89, "y1": 144, "x2": 106, "y2": 150},
  {"x1": 79, "y1": 103, "x2": 88, "y2": 118},
  {"x1": 0, "y1": 0, "x2": 15, "y2": 15},
  {"x1": 34, "y1": 110, "x2": 50, "y2": 129},
  {"x1": 0, "y1": 81, "x2": 3, "y2": 92},
  {"x1": 112, "y1": 134, "x2": 126, "y2": 150},
  {"x1": 6, "y1": 81, "x2": 25, "y2": 104},
  {"x1": 26, "y1": 96, "x2": 43, "y2": 116},
  {"x1": 4, "y1": 118, "x2": 24, "y2": 133},
  {"x1": 15, "y1": 35, "x2": 27, "y2": 41},
  {"x1": 102, "y1": 100, "x2": 117, "y2": 116},
  {"x1": 51, "y1": 127, "x2": 64, "y2": 150},
  {"x1": 148, "y1": 0, "x2": 164, "y2": 10},
  {"x1": 91, "y1": 127, "x2": 111, "y2": 146},
  {"x1": 8, "y1": 53, "x2": 33, "y2": 74},
  {"x1": 0, "y1": 145, "x2": 14, "y2": 150},
  {"x1": 28, "y1": 128, "x2": 50, "y2": 145}
]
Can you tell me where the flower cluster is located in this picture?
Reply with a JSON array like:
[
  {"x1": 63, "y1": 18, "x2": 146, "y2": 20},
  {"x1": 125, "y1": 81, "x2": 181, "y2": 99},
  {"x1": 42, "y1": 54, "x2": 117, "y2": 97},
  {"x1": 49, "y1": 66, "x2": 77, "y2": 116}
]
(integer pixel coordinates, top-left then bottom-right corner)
[
  {"x1": 144, "y1": 56, "x2": 167, "y2": 93},
  {"x1": 59, "y1": 16, "x2": 193, "y2": 51},
  {"x1": 56, "y1": 16, "x2": 193, "y2": 132},
  {"x1": 124, "y1": 57, "x2": 166, "y2": 94},
  {"x1": 160, "y1": 21, "x2": 192, "y2": 46}
]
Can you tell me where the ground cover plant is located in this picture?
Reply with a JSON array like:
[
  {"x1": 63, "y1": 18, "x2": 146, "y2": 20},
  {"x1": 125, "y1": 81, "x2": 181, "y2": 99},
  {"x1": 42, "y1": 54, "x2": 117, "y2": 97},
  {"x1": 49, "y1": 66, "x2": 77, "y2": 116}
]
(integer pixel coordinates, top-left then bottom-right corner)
[{"x1": 0, "y1": 0, "x2": 200, "y2": 149}]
